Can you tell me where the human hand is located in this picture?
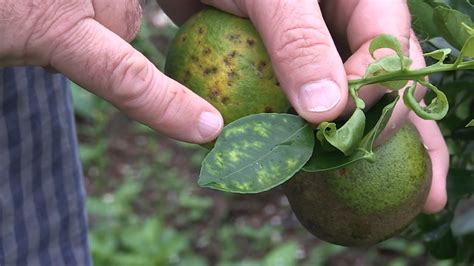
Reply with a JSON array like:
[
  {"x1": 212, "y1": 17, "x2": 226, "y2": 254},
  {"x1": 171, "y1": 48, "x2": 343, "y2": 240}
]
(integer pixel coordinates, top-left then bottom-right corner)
[
  {"x1": 159, "y1": 0, "x2": 448, "y2": 213},
  {"x1": 0, "y1": 0, "x2": 224, "y2": 144}
]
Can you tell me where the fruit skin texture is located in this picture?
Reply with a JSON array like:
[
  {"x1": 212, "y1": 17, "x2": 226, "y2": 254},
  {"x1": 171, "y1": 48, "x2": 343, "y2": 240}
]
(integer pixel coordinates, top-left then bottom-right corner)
[
  {"x1": 283, "y1": 124, "x2": 432, "y2": 246},
  {"x1": 165, "y1": 8, "x2": 290, "y2": 125}
]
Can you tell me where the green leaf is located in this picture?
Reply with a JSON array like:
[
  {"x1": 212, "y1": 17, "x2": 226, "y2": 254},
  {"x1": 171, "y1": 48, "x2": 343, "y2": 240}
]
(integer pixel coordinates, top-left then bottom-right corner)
[
  {"x1": 408, "y1": 0, "x2": 440, "y2": 39},
  {"x1": 467, "y1": 119, "x2": 474, "y2": 127},
  {"x1": 349, "y1": 84, "x2": 366, "y2": 109},
  {"x1": 447, "y1": 169, "x2": 474, "y2": 200},
  {"x1": 459, "y1": 35, "x2": 474, "y2": 58},
  {"x1": 454, "y1": 236, "x2": 474, "y2": 265},
  {"x1": 316, "y1": 108, "x2": 365, "y2": 156},
  {"x1": 381, "y1": 81, "x2": 410, "y2": 91},
  {"x1": 424, "y1": 48, "x2": 452, "y2": 63},
  {"x1": 304, "y1": 95, "x2": 398, "y2": 172},
  {"x1": 304, "y1": 243, "x2": 346, "y2": 266},
  {"x1": 448, "y1": 0, "x2": 474, "y2": 18},
  {"x1": 424, "y1": 224, "x2": 458, "y2": 260},
  {"x1": 464, "y1": 22, "x2": 474, "y2": 35},
  {"x1": 198, "y1": 113, "x2": 314, "y2": 193},
  {"x1": 369, "y1": 34, "x2": 407, "y2": 69},
  {"x1": 433, "y1": 6, "x2": 474, "y2": 50},
  {"x1": 302, "y1": 144, "x2": 373, "y2": 172},
  {"x1": 358, "y1": 94, "x2": 399, "y2": 150},
  {"x1": 263, "y1": 242, "x2": 299, "y2": 266},
  {"x1": 403, "y1": 81, "x2": 449, "y2": 120},
  {"x1": 363, "y1": 55, "x2": 412, "y2": 90}
]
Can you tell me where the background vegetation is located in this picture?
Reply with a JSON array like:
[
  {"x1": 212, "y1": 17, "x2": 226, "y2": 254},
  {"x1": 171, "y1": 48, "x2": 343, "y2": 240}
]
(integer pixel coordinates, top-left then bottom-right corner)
[{"x1": 72, "y1": 1, "x2": 473, "y2": 265}]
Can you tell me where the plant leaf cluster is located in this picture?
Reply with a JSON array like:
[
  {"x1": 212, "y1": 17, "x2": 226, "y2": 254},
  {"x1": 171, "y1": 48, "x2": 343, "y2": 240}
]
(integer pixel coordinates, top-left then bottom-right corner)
[{"x1": 198, "y1": 28, "x2": 474, "y2": 194}]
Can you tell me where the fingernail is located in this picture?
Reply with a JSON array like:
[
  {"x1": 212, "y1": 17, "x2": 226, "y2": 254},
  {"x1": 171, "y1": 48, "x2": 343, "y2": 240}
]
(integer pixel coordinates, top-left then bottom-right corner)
[
  {"x1": 198, "y1": 111, "x2": 223, "y2": 139},
  {"x1": 299, "y1": 80, "x2": 341, "y2": 112}
]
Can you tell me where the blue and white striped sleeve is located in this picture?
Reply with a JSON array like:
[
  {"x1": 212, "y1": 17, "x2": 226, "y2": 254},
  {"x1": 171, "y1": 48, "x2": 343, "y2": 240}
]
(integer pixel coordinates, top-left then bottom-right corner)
[{"x1": 0, "y1": 67, "x2": 91, "y2": 265}]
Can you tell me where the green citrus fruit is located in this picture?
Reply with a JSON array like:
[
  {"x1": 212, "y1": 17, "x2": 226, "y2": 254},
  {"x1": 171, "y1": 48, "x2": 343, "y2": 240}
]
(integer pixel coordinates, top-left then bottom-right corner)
[
  {"x1": 165, "y1": 8, "x2": 290, "y2": 125},
  {"x1": 166, "y1": 8, "x2": 432, "y2": 247},
  {"x1": 282, "y1": 124, "x2": 432, "y2": 246}
]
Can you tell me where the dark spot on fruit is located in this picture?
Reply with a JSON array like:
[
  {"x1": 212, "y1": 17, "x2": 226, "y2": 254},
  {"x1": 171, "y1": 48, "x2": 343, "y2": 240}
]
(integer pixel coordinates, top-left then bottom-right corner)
[
  {"x1": 208, "y1": 87, "x2": 221, "y2": 101},
  {"x1": 203, "y1": 47, "x2": 211, "y2": 55},
  {"x1": 246, "y1": 38, "x2": 255, "y2": 46},
  {"x1": 181, "y1": 35, "x2": 187, "y2": 42},
  {"x1": 258, "y1": 61, "x2": 267, "y2": 71},
  {"x1": 275, "y1": 81, "x2": 280, "y2": 86},
  {"x1": 223, "y1": 57, "x2": 232, "y2": 66},
  {"x1": 183, "y1": 70, "x2": 192, "y2": 83},
  {"x1": 251, "y1": 62, "x2": 264, "y2": 78},
  {"x1": 198, "y1": 27, "x2": 204, "y2": 34},
  {"x1": 222, "y1": 96, "x2": 230, "y2": 104},
  {"x1": 227, "y1": 71, "x2": 238, "y2": 79},
  {"x1": 229, "y1": 50, "x2": 237, "y2": 58},
  {"x1": 190, "y1": 55, "x2": 198, "y2": 62},
  {"x1": 210, "y1": 88, "x2": 221, "y2": 99},
  {"x1": 203, "y1": 66, "x2": 218, "y2": 75},
  {"x1": 264, "y1": 106, "x2": 273, "y2": 113},
  {"x1": 228, "y1": 33, "x2": 241, "y2": 43}
]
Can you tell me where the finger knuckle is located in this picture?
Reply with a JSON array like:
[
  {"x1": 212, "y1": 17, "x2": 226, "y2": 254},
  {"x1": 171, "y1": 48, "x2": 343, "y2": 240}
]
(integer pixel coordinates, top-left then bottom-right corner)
[
  {"x1": 108, "y1": 50, "x2": 153, "y2": 107},
  {"x1": 107, "y1": 50, "x2": 188, "y2": 126},
  {"x1": 153, "y1": 83, "x2": 190, "y2": 126},
  {"x1": 273, "y1": 20, "x2": 332, "y2": 68}
]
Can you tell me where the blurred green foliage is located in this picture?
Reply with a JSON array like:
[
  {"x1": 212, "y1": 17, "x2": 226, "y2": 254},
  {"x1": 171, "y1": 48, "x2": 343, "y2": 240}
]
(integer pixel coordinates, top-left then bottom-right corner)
[
  {"x1": 409, "y1": 0, "x2": 474, "y2": 263},
  {"x1": 71, "y1": 2, "x2": 474, "y2": 265}
]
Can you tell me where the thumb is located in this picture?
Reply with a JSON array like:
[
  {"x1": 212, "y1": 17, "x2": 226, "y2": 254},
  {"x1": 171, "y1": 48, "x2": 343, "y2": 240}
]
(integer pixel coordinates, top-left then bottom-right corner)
[
  {"x1": 208, "y1": 0, "x2": 349, "y2": 123},
  {"x1": 48, "y1": 19, "x2": 223, "y2": 143}
]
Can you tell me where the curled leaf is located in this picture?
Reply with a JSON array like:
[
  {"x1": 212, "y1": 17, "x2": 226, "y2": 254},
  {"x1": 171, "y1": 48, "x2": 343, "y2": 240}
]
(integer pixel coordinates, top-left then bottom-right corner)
[
  {"x1": 424, "y1": 48, "x2": 452, "y2": 63},
  {"x1": 363, "y1": 55, "x2": 412, "y2": 90},
  {"x1": 369, "y1": 34, "x2": 408, "y2": 70},
  {"x1": 304, "y1": 95, "x2": 399, "y2": 172},
  {"x1": 349, "y1": 84, "x2": 366, "y2": 109},
  {"x1": 403, "y1": 81, "x2": 449, "y2": 120},
  {"x1": 316, "y1": 108, "x2": 366, "y2": 156},
  {"x1": 358, "y1": 94, "x2": 399, "y2": 150},
  {"x1": 198, "y1": 113, "x2": 314, "y2": 193},
  {"x1": 365, "y1": 55, "x2": 412, "y2": 75}
]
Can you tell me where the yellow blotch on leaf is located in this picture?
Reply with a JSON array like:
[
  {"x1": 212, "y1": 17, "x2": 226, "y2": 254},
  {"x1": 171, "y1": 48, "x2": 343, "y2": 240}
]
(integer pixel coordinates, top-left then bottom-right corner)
[{"x1": 286, "y1": 159, "x2": 298, "y2": 169}]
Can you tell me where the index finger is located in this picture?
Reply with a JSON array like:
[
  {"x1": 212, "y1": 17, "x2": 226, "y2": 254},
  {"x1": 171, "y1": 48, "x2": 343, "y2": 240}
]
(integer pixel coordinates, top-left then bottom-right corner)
[{"x1": 48, "y1": 19, "x2": 223, "y2": 143}]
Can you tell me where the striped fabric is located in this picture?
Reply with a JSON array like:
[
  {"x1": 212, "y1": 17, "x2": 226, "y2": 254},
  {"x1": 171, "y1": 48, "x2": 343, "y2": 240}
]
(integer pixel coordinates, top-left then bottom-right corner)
[{"x1": 0, "y1": 67, "x2": 91, "y2": 265}]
